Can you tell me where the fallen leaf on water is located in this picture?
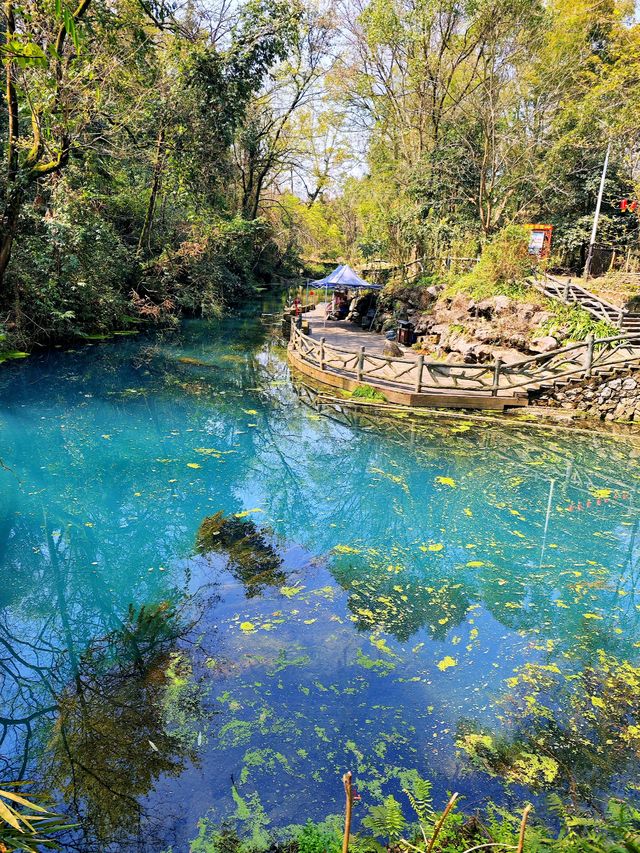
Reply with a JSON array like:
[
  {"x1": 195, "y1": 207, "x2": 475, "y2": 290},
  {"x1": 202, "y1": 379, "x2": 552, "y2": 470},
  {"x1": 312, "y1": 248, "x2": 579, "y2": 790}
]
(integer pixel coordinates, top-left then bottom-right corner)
[
  {"x1": 437, "y1": 656, "x2": 458, "y2": 671},
  {"x1": 280, "y1": 585, "x2": 304, "y2": 597},
  {"x1": 435, "y1": 476, "x2": 456, "y2": 488}
]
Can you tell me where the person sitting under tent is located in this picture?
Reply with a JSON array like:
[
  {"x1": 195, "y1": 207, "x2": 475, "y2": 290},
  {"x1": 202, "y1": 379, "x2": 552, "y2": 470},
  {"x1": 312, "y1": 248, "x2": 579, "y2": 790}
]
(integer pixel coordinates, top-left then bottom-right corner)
[{"x1": 312, "y1": 264, "x2": 381, "y2": 322}]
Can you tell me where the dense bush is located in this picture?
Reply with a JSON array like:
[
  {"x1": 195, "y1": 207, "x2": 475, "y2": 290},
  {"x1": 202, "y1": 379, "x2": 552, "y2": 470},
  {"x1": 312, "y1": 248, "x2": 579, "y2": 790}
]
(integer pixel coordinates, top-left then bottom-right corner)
[
  {"x1": 445, "y1": 226, "x2": 535, "y2": 302},
  {"x1": 5, "y1": 188, "x2": 135, "y2": 346}
]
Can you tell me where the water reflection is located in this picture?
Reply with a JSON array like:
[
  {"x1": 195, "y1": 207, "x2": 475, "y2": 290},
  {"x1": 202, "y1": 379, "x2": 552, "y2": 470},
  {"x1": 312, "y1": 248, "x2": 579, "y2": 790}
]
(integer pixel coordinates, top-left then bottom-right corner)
[{"x1": 0, "y1": 301, "x2": 638, "y2": 850}]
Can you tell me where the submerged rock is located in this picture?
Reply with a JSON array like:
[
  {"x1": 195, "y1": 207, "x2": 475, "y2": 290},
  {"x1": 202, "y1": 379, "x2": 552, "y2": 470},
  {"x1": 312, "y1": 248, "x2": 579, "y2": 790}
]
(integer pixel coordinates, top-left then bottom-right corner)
[{"x1": 196, "y1": 511, "x2": 286, "y2": 597}]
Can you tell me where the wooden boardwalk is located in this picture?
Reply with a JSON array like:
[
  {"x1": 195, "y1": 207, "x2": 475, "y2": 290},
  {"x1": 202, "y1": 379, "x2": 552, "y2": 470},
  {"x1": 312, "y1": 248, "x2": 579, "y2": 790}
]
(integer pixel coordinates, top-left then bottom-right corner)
[
  {"x1": 289, "y1": 308, "x2": 640, "y2": 411},
  {"x1": 305, "y1": 304, "x2": 418, "y2": 360}
]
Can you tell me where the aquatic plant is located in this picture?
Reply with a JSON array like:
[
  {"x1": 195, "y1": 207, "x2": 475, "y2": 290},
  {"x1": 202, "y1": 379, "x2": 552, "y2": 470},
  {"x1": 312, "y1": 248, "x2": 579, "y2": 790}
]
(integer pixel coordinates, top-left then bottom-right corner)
[
  {"x1": 0, "y1": 785, "x2": 71, "y2": 852},
  {"x1": 350, "y1": 386, "x2": 388, "y2": 402},
  {"x1": 188, "y1": 773, "x2": 640, "y2": 853},
  {"x1": 456, "y1": 651, "x2": 640, "y2": 802}
]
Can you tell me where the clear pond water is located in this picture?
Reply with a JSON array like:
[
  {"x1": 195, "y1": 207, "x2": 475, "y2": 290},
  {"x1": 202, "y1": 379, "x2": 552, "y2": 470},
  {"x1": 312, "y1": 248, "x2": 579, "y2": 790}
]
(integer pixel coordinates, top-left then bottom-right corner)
[{"x1": 0, "y1": 299, "x2": 639, "y2": 851}]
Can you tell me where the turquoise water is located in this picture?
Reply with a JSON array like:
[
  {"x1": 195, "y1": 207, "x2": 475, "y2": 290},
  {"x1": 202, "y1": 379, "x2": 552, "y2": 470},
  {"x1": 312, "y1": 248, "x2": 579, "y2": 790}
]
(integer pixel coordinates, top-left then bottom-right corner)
[{"x1": 0, "y1": 300, "x2": 639, "y2": 851}]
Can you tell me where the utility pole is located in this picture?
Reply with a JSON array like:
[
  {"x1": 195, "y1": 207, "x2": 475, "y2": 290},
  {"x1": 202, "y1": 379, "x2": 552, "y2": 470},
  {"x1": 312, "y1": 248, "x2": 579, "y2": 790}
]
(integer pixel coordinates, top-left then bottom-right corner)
[{"x1": 583, "y1": 141, "x2": 611, "y2": 280}]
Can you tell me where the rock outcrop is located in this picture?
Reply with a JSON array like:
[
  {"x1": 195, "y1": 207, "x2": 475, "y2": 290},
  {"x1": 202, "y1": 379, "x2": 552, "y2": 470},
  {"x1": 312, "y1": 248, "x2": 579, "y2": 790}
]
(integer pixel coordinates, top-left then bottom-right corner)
[{"x1": 532, "y1": 372, "x2": 640, "y2": 422}]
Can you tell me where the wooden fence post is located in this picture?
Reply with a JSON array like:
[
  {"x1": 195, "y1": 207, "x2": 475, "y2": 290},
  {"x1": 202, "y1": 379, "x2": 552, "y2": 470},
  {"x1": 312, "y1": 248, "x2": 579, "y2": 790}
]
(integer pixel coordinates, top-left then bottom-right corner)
[
  {"x1": 320, "y1": 337, "x2": 326, "y2": 371},
  {"x1": 564, "y1": 279, "x2": 570, "y2": 301},
  {"x1": 357, "y1": 346, "x2": 365, "y2": 382},
  {"x1": 585, "y1": 333, "x2": 594, "y2": 376},
  {"x1": 492, "y1": 357, "x2": 503, "y2": 396},
  {"x1": 415, "y1": 355, "x2": 424, "y2": 393}
]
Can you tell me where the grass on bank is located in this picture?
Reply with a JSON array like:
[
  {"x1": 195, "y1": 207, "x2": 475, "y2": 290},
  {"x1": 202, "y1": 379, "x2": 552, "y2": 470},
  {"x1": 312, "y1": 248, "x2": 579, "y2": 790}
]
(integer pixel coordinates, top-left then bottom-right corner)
[{"x1": 187, "y1": 771, "x2": 640, "y2": 853}]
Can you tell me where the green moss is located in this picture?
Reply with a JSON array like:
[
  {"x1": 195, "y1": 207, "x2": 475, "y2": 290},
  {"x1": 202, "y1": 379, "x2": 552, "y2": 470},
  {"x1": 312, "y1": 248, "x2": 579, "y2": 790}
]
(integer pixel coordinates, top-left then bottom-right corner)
[{"x1": 349, "y1": 385, "x2": 388, "y2": 402}]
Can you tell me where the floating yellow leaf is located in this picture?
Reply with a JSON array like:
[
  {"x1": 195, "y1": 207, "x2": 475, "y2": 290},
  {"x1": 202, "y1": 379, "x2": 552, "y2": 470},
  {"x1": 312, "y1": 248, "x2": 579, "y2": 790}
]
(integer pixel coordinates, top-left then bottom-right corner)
[
  {"x1": 234, "y1": 508, "x2": 264, "y2": 518},
  {"x1": 435, "y1": 476, "x2": 457, "y2": 488},
  {"x1": 591, "y1": 695, "x2": 606, "y2": 709},
  {"x1": 466, "y1": 560, "x2": 485, "y2": 568},
  {"x1": 243, "y1": 409, "x2": 258, "y2": 415},
  {"x1": 280, "y1": 585, "x2": 304, "y2": 598},
  {"x1": 436, "y1": 656, "x2": 458, "y2": 671},
  {"x1": 187, "y1": 463, "x2": 201, "y2": 469},
  {"x1": 240, "y1": 622, "x2": 255, "y2": 632}
]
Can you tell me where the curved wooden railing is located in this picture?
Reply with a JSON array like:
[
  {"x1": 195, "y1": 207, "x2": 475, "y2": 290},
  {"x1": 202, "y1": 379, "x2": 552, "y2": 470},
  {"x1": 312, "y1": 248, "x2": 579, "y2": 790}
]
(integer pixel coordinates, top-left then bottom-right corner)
[
  {"x1": 531, "y1": 273, "x2": 635, "y2": 328},
  {"x1": 289, "y1": 323, "x2": 640, "y2": 398}
]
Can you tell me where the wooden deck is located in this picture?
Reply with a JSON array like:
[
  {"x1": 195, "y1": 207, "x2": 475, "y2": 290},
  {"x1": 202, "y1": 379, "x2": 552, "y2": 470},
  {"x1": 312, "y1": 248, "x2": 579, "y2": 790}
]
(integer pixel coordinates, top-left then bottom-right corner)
[
  {"x1": 288, "y1": 307, "x2": 640, "y2": 412},
  {"x1": 304, "y1": 304, "x2": 419, "y2": 360},
  {"x1": 291, "y1": 306, "x2": 527, "y2": 410}
]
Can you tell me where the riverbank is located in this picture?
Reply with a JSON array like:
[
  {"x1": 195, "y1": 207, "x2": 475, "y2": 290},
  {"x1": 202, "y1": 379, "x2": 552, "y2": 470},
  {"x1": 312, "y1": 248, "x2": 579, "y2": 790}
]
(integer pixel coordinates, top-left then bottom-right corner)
[{"x1": 288, "y1": 305, "x2": 640, "y2": 420}]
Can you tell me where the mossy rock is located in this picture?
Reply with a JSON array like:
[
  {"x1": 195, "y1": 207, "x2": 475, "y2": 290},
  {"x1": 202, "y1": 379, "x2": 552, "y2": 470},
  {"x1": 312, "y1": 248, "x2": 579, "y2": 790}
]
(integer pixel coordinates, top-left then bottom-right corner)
[
  {"x1": 196, "y1": 511, "x2": 253, "y2": 552},
  {"x1": 196, "y1": 511, "x2": 285, "y2": 596}
]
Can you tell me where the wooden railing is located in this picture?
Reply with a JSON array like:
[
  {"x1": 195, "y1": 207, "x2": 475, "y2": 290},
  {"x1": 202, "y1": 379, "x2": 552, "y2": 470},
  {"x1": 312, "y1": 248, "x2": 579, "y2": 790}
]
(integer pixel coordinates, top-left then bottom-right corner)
[
  {"x1": 289, "y1": 323, "x2": 640, "y2": 398},
  {"x1": 531, "y1": 273, "x2": 625, "y2": 327}
]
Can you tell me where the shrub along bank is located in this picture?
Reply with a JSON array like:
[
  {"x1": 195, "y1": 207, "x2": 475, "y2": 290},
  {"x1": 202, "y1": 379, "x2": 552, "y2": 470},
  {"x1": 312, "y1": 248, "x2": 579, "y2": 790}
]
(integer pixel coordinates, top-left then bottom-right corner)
[
  {"x1": 187, "y1": 773, "x2": 640, "y2": 853},
  {"x1": 373, "y1": 228, "x2": 618, "y2": 366}
]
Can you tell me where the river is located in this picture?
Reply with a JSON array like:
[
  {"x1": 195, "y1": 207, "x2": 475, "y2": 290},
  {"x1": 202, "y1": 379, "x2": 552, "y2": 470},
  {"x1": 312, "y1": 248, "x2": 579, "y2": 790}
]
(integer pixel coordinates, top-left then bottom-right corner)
[{"x1": 0, "y1": 298, "x2": 639, "y2": 851}]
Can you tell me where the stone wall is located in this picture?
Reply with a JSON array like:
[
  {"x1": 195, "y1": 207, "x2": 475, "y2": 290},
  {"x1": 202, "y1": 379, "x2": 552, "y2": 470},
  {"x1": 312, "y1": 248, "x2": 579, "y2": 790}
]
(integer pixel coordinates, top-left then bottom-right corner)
[{"x1": 531, "y1": 371, "x2": 640, "y2": 422}]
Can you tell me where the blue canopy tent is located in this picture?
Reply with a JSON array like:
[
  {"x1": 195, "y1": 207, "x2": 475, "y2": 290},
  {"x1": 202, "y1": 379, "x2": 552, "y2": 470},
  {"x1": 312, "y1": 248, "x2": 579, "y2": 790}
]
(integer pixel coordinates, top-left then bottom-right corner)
[
  {"x1": 313, "y1": 264, "x2": 381, "y2": 290},
  {"x1": 310, "y1": 264, "x2": 381, "y2": 328}
]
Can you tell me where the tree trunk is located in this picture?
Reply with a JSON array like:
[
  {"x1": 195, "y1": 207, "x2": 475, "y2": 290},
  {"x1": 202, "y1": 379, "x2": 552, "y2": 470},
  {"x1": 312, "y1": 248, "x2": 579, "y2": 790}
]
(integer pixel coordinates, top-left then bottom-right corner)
[
  {"x1": 1, "y1": 0, "x2": 20, "y2": 295},
  {"x1": 0, "y1": 187, "x2": 22, "y2": 293},
  {"x1": 137, "y1": 125, "x2": 166, "y2": 256}
]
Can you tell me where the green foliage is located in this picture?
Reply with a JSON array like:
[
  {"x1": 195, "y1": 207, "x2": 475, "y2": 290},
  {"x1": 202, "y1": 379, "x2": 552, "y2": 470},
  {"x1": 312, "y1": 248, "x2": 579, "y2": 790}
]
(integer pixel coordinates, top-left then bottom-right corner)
[
  {"x1": 186, "y1": 781, "x2": 640, "y2": 853},
  {"x1": 296, "y1": 819, "x2": 341, "y2": 853},
  {"x1": 400, "y1": 771, "x2": 435, "y2": 826},
  {"x1": 0, "y1": 0, "x2": 308, "y2": 350},
  {"x1": 362, "y1": 795, "x2": 406, "y2": 842},
  {"x1": 445, "y1": 227, "x2": 535, "y2": 302},
  {"x1": 539, "y1": 303, "x2": 618, "y2": 341},
  {"x1": 0, "y1": 785, "x2": 72, "y2": 852},
  {"x1": 350, "y1": 385, "x2": 388, "y2": 401}
]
